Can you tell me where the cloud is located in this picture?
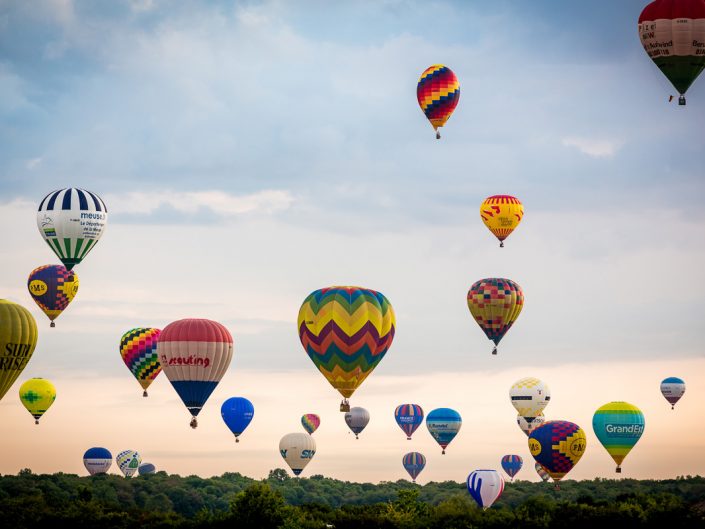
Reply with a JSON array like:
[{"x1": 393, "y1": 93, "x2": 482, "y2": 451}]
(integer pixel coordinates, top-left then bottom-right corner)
[{"x1": 561, "y1": 136, "x2": 624, "y2": 158}]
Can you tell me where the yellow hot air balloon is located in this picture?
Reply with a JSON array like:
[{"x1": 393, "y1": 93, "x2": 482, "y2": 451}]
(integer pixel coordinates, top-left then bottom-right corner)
[
  {"x1": 19, "y1": 378, "x2": 56, "y2": 425},
  {"x1": 480, "y1": 195, "x2": 523, "y2": 247},
  {"x1": 0, "y1": 300, "x2": 38, "y2": 402}
]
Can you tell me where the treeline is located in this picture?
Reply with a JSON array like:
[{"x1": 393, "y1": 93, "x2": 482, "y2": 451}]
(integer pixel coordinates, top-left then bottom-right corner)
[{"x1": 0, "y1": 469, "x2": 703, "y2": 528}]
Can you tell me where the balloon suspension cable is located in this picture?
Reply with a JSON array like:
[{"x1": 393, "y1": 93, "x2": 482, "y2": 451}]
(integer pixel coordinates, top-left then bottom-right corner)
[
  {"x1": 436, "y1": 131, "x2": 441, "y2": 140},
  {"x1": 500, "y1": 241, "x2": 504, "y2": 248},
  {"x1": 143, "y1": 390, "x2": 148, "y2": 397},
  {"x1": 50, "y1": 321, "x2": 55, "y2": 328},
  {"x1": 616, "y1": 466, "x2": 621, "y2": 473},
  {"x1": 190, "y1": 417, "x2": 198, "y2": 429}
]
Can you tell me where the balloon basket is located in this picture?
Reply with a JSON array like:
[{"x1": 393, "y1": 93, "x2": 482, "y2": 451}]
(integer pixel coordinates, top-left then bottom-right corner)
[
  {"x1": 50, "y1": 322, "x2": 55, "y2": 328},
  {"x1": 35, "y1": 419, "x2": 39, "y2": 425},
  {"x1": 190, "y1": 417, "x2": 198, "y2": 429},
  {"x1": 678, "y1": 95, "x2": 686, "y2": 106},
  {"x1": 616, "y1": 467, "x2": 621, "y2": 473},
  {"x1": 500, "y1": 241, "x2": 504, "y2": 248},
  {"x1": 340, "y1": 400, "x2": 350, "y2": 412},
  {"x1": 235, "y1": 438, "x2": 240, "y2": 443},
  {"x1": 143, "y1": 390, "x2": 148, "y2": 397},
  {"x1": 436, "y1": 131, "x2": 441, "y2": 140}
]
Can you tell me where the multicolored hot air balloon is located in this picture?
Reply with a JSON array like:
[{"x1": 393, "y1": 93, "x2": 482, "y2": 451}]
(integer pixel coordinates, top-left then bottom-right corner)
[
  {"x1": 592, "y1": 402, "x2": 645, "y2": 473},
  {"x1": 535, "y1": 461, "x2": 550, "y2": 482},
  {"x1": 510, "y1": 378, "x2": 550, "y2": 428},
  {"x1": 119, "y1": 328, "x2": 162, "y2": 397},
  {"x1": 27, "y1": 265, "x2": 78, "y2": 327},
  {"x1": 157, "y1": 318, "x2": 233, "y2": 428},
  {"x1": 301, "y1": 413, "x2": 321, "y2": 435},
  {"x1": 417, "y1": 65, "x2": 460, "y2": 139},
  {"x1": 84, "y1": 447, "x2": 112, "y2": 475},
  {"x1": 638, "y1": 0, "x2": 705, "y2": 105},
  {"x1": 402, "y1": 452, "x2": 426, "y2": 483},
  {"x1": 37, "y1": 188, "x2": 107, "y2": 269},
  {"x1": 298, "y1": 286, "x2": 395, "y2": 412},
  {"x1": 528, "y1": 420, "x2": 586, "y2": 488},
  {"x1": 279, "y1": 432, "x2": 316, "y2": 477},
  {"x1": 345, "y1": 406, "x2": 370, "y2": 439},
  {"x1": 501, "y1": 455, "x2": 523, "y2": 481},
  {"x1": 19, "y1": 378, "x2": 56, "y2": 425},
  {"x1": 0, "y1": 300, "x2": 38, "y2": 402},
  {"x1": 467, "y1": 278, "x2": 524, "y2": 354},
  {"x1": 221, "y1": 397, "x2": 254, "y2": 442},
  {"x1": 466, "y1": 470, "x2": 505, "y2": 510},
  {"x1": 480, "y1": 195, "x2": 524, "y2": 247},
  {"x1": 426, "y1": 408, "x2": 462, "y2": 454},
  {"x1": 517, "y1": 412, "x2": 545, "y2": 437},
  {"x1": 138, "y1": 463, "x2": 156, "y2": 475},
  {"x1": 116, "y1": 450, "x2": 141, "y2": 478},
  {"x1": 394, "y1": 404, "x2": 424, "y2": 440},
  {"x1": 660, "y1": 377, "x2": 685, "y2": 409}
]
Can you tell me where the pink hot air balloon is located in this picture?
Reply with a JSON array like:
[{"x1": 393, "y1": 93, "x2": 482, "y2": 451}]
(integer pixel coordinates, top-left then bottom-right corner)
[{"x1": 157, "y1": 318, "x2": 233, "y2": 428}]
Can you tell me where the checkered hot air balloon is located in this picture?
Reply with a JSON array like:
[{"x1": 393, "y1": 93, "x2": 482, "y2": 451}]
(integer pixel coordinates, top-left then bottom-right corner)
[
  {"x1": 417, "y1": 65, "x2": 460, "y2": 139},
  {"x1": 119, "y1": 328, "x2": 162, "y2": 397},
  {"x1": 467, "y1": 278, "x2": 524, "y2": 354},
  {"x1": 638, "y1": 0, "x2": 705, "y2": 105},
  {"x1": 27, "y1": 265, "x2": 79, "y2": 328},
  {"x1": 298, "y1": 286, "x2": 395, "y2": 412},
  {"x1": 528, "y1": 420, "x2": 586, "y2": 489}
]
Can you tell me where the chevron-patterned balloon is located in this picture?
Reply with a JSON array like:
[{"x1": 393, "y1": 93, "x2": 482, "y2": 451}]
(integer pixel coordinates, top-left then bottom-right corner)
[{"x1": 119, "y1": 327, "x2": 162, "y2": 397}]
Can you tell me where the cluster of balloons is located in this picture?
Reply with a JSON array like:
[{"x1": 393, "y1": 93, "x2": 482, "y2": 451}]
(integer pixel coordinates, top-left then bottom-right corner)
[{"x1": 82, "y1": 447, "x2": 156, "y2": 478}]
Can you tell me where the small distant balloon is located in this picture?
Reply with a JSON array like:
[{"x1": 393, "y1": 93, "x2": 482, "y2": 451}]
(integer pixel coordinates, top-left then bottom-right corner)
[
  {"x1": 119, "y1": 328, "x2": 161, "y2": 397},
  {"x1": 501, "y1": 455, "x2": 523, "y2": 481},
  {"x1": 417, "y1": 65, "x2": 460, "y2": 139},
  {"x1": 27, "y1": 265, "x2": 79, "y2": 327},
  {"x1": 402, "y1": 452, "x2": 426, "y2": 483},
  {"x1": 344, "y1": 406, "x2": 370, "y2": 439},
  {"x1": 394, "y1": 404, "x2": 424, "y2": 440},
  {"x1": 480, "y1": 195, "x2": 524, "y2": 247},
  {"x1": 467, "y1": 278, "x2": 524, "y2": 354},
  {"x1": 279, "y1": 432, "x2": 316, "y2": 477},
  {"x1": 138, "y1": 463, "x2": 156, "y2": 475},
  {"x1": 116, "y1": 450, "x2": 141, "y2": 478},
  {"x1": 466, "y1": 470, "x2": 505, "y2": 510},
  {"x1": 221, "y1": 397, "x2": 254, "y2": 442},
  {"x1": 84, "y1": 447, "x2": 112, "y2": 475},
  {"x1": 660, "y1": 377, "x2": 685, "y2": 409},
  {"x1": 19, "y1": 378, "x2": 56, "y2": 425},
  {"x1": 301, "y1": 413, "x2": 321, "y2": 435},
  {"x1": 426, "y1": 408, "x2": 462, "y2": 454}
]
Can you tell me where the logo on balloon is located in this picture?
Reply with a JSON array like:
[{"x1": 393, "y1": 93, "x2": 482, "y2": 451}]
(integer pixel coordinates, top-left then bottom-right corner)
[
  {"x1": 28, "y1": 280, "x2": 48, "y2": 296},
  {"x1": 529, "y1": 439, "x2": 541, "y2": 456},
  {"x1": 605, "y1": 424, "x2": 644, "y2": 437},
  {"x1": 569, "y1": 438, "x2": 586, "y2": 457}
]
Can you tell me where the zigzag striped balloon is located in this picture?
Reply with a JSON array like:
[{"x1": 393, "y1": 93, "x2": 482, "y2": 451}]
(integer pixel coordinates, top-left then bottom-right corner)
[
  {"x1": 297, "y1": 286, "x2": 395, "y2": 406},
  {"x1": 417, "y1": 64, "x2": 460, "y2": 139},
  {"x1": 119, "y1": 328, "x2": 162, "y2": 397}
]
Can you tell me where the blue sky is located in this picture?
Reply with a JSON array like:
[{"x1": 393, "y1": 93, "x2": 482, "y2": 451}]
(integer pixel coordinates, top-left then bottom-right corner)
[{"x1": 1, "y1": 0, "x2": 704, "y2": 480}]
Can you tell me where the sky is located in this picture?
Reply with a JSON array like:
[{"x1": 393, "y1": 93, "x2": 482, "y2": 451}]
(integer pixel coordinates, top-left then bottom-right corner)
[{"x1": 1, "y1": 0, "x2": 704, "y2": 483}]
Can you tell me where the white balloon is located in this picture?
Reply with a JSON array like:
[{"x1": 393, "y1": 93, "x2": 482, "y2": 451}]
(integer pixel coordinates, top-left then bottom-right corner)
[
  {"x1": 509, "y1": 377, "x2": 550, "y2": 423},
  {"x1": 466, "y1": 469, "x2": 504, "y2": 510},
  {"x1": 344, "y1": 407, "x2": 370, "y2": 439},
  {"x1": 279, "y1": 433, "x2": 316, "y2": 476},
  {"x1": 116, "y1": 450, "x2": 141, "y2": 478},
  {"x1": 517, "y1": 412, "x2": 545, "y2": 436}
]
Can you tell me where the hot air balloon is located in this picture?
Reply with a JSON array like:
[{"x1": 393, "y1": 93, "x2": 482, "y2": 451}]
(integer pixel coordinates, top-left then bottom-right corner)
[
  {"x1": 27, "y1": 265, "x2": 78, "y2": 327},
  {"x1": 467, "y1": 278, "x2": 524, "y2": 354},
  {"x1": 279, "y1": 432, "x2": 316, "y2": 477},
  {"x1": 298, "y1": 286, "x2": 395, "y2": 412},
  {"x1": 480, "y1": 195, "x2": 524, "y2": 247},
  {"x1": 116, "y1": 450, "x2": 141, "y2": 478},
  {"x1": 19, "y1": 378, "x2": 56, "y2": 425},
  {"x1": 119, "y1": 328, "x2": 162, "y2": 397},
  {"x1": 660, "y1": 377, "x2": 685, "y2": 409},
  {"x1": 517, "y1": 412, "x2": 545, "y2": 437},
  {"x1": 528, "y1": 420, "x2": 586, "y2": 489},
  {"x1": 466, "y1": 470, "x2": 505, "y2": 510},
  {"x1": 501, "y1": 455, "x2": 523, "y2": 481},
  {"x1": 402, "y1": 452, "x2": 426, "y2": 483},
  {"x1": 301, "y1": 413, "x2": 321, "y2": 434},
  {"x1": 535, "y1": 462, "x2": 550, "y2": 482},
  {"x1": 138, "y1": 463, "x2": 156, "y2": 475},
  {"x1": 0, "y1": 300, "x2": 38, "y2": 402},
  {"x1": 394, "y1": 404, "x2": 424, "y2": 440},
  {"x1": 417, "y1": 65, "x2": 460, "y2": 139},
  {"x1": 83, "y1": 447, "x2": 112, "y2": 475},
  {"x1": 221, "y1": 397, "x2": 254, "y2": 442},
  {"x1": 157, "y1": 318, "x2": 233, "y2": 428},
  {"x1": 37, "y1": 188, "x2": 108, "y2": 269},
  {"x1": 426, "y1": 408, "x2": 462, "y2": 454},
  {"x1": 344, "y1": 406, "x2": 370, "y2": 439},
  {"x1": 510, "y1": 377, "x2": 550, "y2": 427},
  {"x1": 592, "y1": 402, "x2": 645, "y2": 473},
  {"x1": 638, "y1": 0, "x2": 705, "y2": 105}
]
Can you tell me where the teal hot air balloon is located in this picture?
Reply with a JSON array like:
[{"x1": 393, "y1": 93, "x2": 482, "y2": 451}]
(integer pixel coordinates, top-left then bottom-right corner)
[
  {"x1": 592, "y1": 402, "x2": 645, "y2": 473},
  {"x1": 426, "y1": 408, "x2": 462, "y2": 454}
]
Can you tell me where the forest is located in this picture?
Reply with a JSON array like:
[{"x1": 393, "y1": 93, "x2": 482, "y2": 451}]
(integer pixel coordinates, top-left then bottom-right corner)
[{"x1": 0, "y1": 470, "x2": 703, "y2": 528}]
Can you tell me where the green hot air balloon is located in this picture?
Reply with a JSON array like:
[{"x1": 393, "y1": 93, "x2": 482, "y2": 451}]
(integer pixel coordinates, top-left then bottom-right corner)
[{"x1": 592, "y1": 401, "x2": 645, "y2": 473}]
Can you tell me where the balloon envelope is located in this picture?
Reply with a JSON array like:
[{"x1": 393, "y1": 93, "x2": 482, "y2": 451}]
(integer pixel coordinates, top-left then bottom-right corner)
[
  {"x1": 510, "y1": 377, "x2": 550, "y2": 423},
  {"x1": 535, "y1": 462, "x2": 550, "y2": 482},
  {"x1": 298, "y1": 286, "x2": 395, "y2": 404},
  {"x1": 467, "y1": 278, "x2": 524, "y2": 354},
  {"x1": 394, "y1": 404, "x2": 424, "y2": 440},
  {"x1": 221, "y1": 397, "x2": 254, "y2": 440},
  {"x1": 467, "y1": 470, "x2": 505, "y2": 510},
  {"x1": 301, "y1": 413, "x2": 321, "y2": 434},
  {"x1": 417, "y1": 65, "x2": 460, "y2": 137},
  {"x1": 37, "y1": 188, "x2": 107, "y2": 269},
  {"x1": 660, "y1": 377, "x2": 685, "y2": 409},
  {"x1": 0, "y1": 300, "x2": 38, "y2": 402},
  {"x1": 279, "y1": 432, "x2": 316, "y2": 476},
  {"x1": 517, "y1": 412, "x2": 545, "y2": 436},
  {"x1": 344, "y1": 406, "x2": 370, "y2": 438},
  {"x1": 402, "y1": 452, "x2": 426, "y2": 482},
  {"x1": 116, "y1": 450, "x2": 141, "y2": 478},
  {"x1": 592, "y1": 401, "x2": 645, "y2": 473},
  {"x1": 157, "y1": 318, "x2": 233, "y2": 427},
  {"x1": 138, "y1": 463, "x2": 156, "y2": 475},
  {"x1": 501, "y1": 455, "x2": 523, "y2": 480},
  {"x1": 480, "y1": 195, "x2": 524, "y2": 246},
  {"x1": 426, "y1": 408, "x2": 462, "y2": 454},
  {"x1": 84, "y1": 447, "x2": 112, "y2": 475},
  {"x1": 27, "y1": 265, "x2": 78, "y2": 326},
  {"x1": 528, "y1": 420, "x2": 586, "y2": 482},
  {"x1": 119, "y1": 328, "x2": 162, "y2": 396},
  {"x1": 19, "y1": 378, "x2": 56, "y2": 424}
]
